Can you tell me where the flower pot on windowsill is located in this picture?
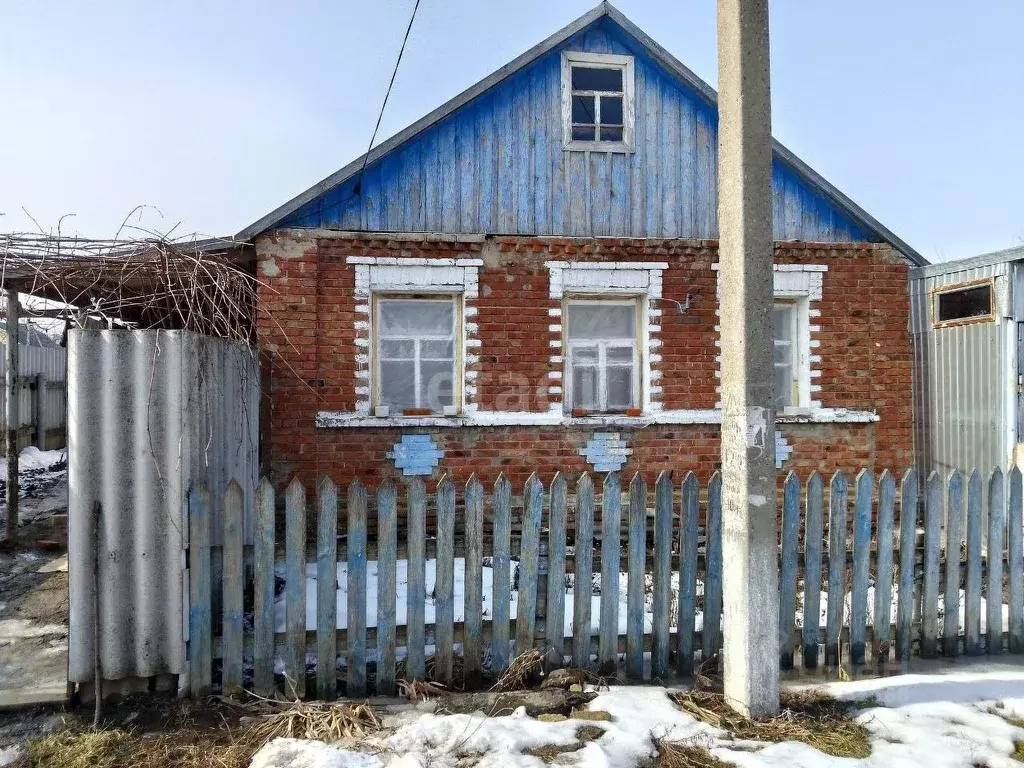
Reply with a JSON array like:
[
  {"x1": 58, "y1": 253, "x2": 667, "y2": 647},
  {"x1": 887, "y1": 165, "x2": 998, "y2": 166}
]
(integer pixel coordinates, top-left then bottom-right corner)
[
  {"x1": 402, "y1": 407, "x2": 433, "y2": 416},
  {"x1": 624, "y1": 407, "x2": 643, "y2": 417},
  {"x1": 571, "y1": 408, "x2": 591, "y2": 418}
]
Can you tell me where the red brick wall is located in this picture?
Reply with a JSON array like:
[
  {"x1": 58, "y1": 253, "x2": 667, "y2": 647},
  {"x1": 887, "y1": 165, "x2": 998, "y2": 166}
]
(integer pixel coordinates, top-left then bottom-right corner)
[{"x1": 255, "y1": 231, "x2": 913, "y2": 490}]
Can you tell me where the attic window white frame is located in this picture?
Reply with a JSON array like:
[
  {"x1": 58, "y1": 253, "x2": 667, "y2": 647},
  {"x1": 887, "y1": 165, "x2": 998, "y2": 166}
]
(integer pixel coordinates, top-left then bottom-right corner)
[{"x1": 561, "y1": 51, "x2": 635, "y2": 153}]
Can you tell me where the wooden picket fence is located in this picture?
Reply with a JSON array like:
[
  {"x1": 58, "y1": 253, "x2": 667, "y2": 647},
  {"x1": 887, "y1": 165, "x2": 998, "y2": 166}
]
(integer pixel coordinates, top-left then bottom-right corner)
[{"x1": 186, "y1": 466, "x2": 1024, "y2": 700}]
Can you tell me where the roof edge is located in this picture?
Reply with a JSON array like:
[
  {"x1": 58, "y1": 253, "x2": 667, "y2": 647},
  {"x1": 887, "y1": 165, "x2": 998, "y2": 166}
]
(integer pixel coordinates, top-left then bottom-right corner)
[
  {"x1": 910, "y1": 245, "x2": 1024, "y2": 279},
  {"x1": 236, "y1": 1, "x2": 926, "y2": 267}
]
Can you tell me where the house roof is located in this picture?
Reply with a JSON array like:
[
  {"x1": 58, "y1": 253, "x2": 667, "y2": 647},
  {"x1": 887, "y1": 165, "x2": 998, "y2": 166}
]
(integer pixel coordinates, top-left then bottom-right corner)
[
  {"x1": 235, "y1": 1, "x2": 926, "y2": 267},
  {"x1": 911, "y1": 244, "x2": 1024, "y2": 280}
]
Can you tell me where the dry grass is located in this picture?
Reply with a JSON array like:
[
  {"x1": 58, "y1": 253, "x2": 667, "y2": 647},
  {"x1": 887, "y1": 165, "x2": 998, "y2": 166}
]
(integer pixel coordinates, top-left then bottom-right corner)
[
  {"x1": 24, "y1": 699, "x2": 382, "y2": 768},
  {"x1": 397, "y1": 678, "x2": 449, "y2": 701},
  {"x1": 523, "y1": 723, "x2": 607, "y2": 763},
  {"x1": 492, "y1": 649, "x2": 544, "y2": 692},
  {"x1": 1014, "y1": 741, "x2": 1024, "y2": 763},
  {"x1": 670, "y1": 657, "x2": 871, "y2": 760},
  {"x1": 654, "y1": 738, "x2": 731, "y2": 768}
]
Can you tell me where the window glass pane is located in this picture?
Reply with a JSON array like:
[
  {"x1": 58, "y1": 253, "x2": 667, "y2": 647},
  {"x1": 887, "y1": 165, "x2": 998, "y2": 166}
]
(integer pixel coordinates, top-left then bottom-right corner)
[
  {"x1": 772, "y1": 341, "x2": 792, "y2": 366},
  {"x1": 420, "y1": 361, "x2": 454, "y2": 410},
  {"x1": 572, "y1": 345, "x2": 599, "y2": 363},
  {"x1": 379, "y1": 299, "x2": 453, "y2": 336},
  {"x1": 420, "y1": 339, "x2": 454, "y2": 360},
  {"x1": 601, "y1": 96, "x2": 623, "y2": 125},
  {"x1": 599, "y1": 126, "x2": 623, "y2": 142},
  {"x1": 572, "y1": 95, "x2": 596, "y2": 123},
  {"x1": 572, "y1": 65, "x2": 623, "y2": 92},
  {"x1": 606, "y1": 366, "x2": 633, "y2": 410},
  {"x1": 572, "y1": 367, "x2": 599, "y2": 410},
  {"x1": 606, "y1": 345, "x2": 633, "y2": 364},
  {"x1": 380, "y1": 339, "x2": 414, "y2": 359},
  {"x1": 772, "y1": 305, "x2": 793, "y2": 343},
  {"x1": 567, "y1": 303, "x2": 635, "y2": 340},
  {"x1": 572, "y1": 124, "x2": 596, "y2": 141},
  {"x1": 380, "y1": 361, "x2": 416, "y2": 410},
  {"x1": 937, "y1": 285, "x2": 992, "y2": 322},
  {"x1": 773, "y1": 364, "x2": 793, "y2": 409}
]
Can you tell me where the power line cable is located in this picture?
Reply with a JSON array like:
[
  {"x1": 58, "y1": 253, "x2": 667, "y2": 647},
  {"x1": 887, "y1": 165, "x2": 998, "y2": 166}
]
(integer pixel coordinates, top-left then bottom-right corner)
[{"x1": 353, "y1": 0, "x2": 423, "y2": 196}]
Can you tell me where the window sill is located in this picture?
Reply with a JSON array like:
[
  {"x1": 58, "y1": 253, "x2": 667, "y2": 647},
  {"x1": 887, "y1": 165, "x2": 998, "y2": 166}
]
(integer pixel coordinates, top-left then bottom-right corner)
[
  {"x1": 316, "y1": 407, "x2": 880, "y2": 429},
  {"x1": 563, "y1": 140, "x2": 634, "y2": 154}
]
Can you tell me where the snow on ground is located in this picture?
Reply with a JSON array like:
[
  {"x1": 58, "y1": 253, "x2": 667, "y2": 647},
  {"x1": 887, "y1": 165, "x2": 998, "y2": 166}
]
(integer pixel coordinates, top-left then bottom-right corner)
[
  {"x1": 249, "y1": 670, "x2": 1024, "y2": 768},
  {"x1": 0, "y1": 447, "x2": 65, "y2": 476},
  {"x1": 275, "y1": 559, "x2": 705, "y2": 638}
]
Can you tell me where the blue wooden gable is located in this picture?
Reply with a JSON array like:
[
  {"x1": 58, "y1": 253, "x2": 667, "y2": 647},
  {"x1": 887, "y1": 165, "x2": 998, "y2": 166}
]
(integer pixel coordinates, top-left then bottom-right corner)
[{"x1": 240, "y1": 4, "x2": 922, "y2": 263}]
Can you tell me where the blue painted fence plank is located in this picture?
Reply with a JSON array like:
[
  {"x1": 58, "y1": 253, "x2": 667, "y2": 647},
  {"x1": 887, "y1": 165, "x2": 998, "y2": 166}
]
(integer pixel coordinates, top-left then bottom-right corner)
[
  {"x1": 988, "y1": 468, "x2": 1005, "y2": 654},
  {"x1": 677, "y1": 472, "x2": 699, "y2": 676},
  {"x1": 921, "y1": 472, "x2": 942, "y2": 658},
  {"x1": 652, "y1": 471, "x2": 673, "y2": 679},
  {"x1": 873, "y1": 470, "x2": 896, "y2": 665},
  {"x1": 221, "y1": 480, "x2": 245, "y2": 696},
  {"x1": 435, "y1": 476, "x2": 456, "y2": 685},
  {"x1": 1009, "y1": 467, "x2": 1023, "y2": 653},
  {"x1": 573, "y1": 474, "x2": 595, "y2": 668},
  {"x1": 253, "y1": 479, "x2": 276, "y2": 696},
  {"x1": 802, "y1": 472, "x2": 824, "y2": 670},
  {"x1": 406, "y1": 479, "x2": 427, "y2": 680},
  {"x1": 316, "y1": 477, "x2": 338, "y2": 700},
  {"x1": 546, "y1": 473, "x2": 568, "y2": 669},
  {"x1": 896, "y1": 469, "x2": 918, "y2": 661},
  {"x1": 464, "y1": 475, "x2": 485, "y2": 684},
  {"x1": 702, "y1": 472, "x2": 723, "y2": 664},
  {"x1": 347, "y1": 480, "x2": 368, "y2": 698},
  {"x1": 850, "y1": 470, "x2": 873, "y2": 666},
  {"x1": 965, "y1": 470, "x2": 983, "y2": 656},
  {"x1": 285, "y1": 478, "x2": 307, "y2": 699},
  {"x1": 826, "y1": 472, "x2": 848, "y2": 669},
  {"x1": 517, "y1": 474, "x2": 543, "y2": 656},
  {"x1": 188, "y1": 485, "x2": 212, "y2": 698},
  {"x1": 626, "y1": 473, "x2": 647, "y2": 680},
  {"x1": 944, "y1": 471, "x2": 964, "y2": 657},
  {"x1": 376, "y1": 482, "x2": 398, "y2": 695},
  {"x1": 599, "y1": 473, "x2": 622, "y2": 674},
  {"x1": 779, "y1": 472, "x2": 799, "y2": 670},
  {"x1": 492, "y1": 474, "x2": 512, "y2": 672}
]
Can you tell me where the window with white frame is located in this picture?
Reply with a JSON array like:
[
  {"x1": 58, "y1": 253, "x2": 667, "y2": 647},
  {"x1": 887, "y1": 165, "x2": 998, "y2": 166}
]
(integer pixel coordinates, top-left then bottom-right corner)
[
  {"x1": 771, "y1": 296, "x2": 811, "y2": 409},
  {"x1": 565, "y1": 300, "x2": 639, "y2": 412},
  {"x1": 562, "y1": 52, "x2": 634, "y2": 151},
  {"x1": 375, "y1": 296, "x2": 458, "y2": 414}
]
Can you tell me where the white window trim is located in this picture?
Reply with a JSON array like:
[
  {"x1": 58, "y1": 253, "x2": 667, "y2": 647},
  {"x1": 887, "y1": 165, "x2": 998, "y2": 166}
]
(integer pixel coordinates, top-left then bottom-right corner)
[
  {"x1": 348, "y1": 256, "x2": 482, "y2": 415},
  {"x1": 561, "y1": 51, "x2": 636, "y2": 153},
  {"x1": 564, "y1": 298, "x2": 642, "y2": 413},
  {"x1": 713, "y1": 263, "x2": 826, "y2": 412},
  {"x1": 547, "y1": 261, "x2": 667, "y2": 414}
]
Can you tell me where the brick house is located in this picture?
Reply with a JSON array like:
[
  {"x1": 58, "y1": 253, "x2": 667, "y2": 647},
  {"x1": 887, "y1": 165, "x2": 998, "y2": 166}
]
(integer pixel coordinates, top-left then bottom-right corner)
[{"x1": 242, "y1": 3, "x2": 924, "y2": 489}]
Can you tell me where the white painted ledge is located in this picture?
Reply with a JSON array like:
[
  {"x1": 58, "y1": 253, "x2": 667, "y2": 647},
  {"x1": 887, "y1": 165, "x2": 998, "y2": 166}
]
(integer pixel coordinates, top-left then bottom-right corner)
[{"x1": 315, "y1": 407, "x2": 879, "y2": 429}]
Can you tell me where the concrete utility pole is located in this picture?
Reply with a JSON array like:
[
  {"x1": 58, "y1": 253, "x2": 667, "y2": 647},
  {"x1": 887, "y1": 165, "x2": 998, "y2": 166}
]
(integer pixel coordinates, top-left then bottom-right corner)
[
  {"x1": 716, "y1": 0, "x2": 779, "y2": 717},
  {"x1": 5, "y1": 289, "x2": 19, "y2": 543}
]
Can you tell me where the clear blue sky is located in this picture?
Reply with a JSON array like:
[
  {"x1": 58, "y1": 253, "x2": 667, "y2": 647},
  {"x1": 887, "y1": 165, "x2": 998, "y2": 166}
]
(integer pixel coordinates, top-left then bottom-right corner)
[{"x1": 1, "y1": 0, "x2": 1021, "y2": 262}]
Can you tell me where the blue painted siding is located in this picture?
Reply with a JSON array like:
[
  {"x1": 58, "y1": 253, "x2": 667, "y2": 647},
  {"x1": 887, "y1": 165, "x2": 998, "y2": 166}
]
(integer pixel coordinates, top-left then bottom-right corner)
[{"x1": 282, "y1": 17, "x2": 873, "y2": 242}]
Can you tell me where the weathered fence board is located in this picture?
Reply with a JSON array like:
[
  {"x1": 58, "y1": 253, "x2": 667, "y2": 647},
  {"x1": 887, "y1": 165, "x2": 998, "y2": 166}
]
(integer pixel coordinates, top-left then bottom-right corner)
[
  {"x1": 573, "y1": 474, "x2": 595, "y2": 669},
  {"x1": 253, "y1": 479, "x2": 276, "y2": 695},
  {"x1": 599, "y1": 473, "x2": 621, "y2": 674},
  {"x1": 347, "y1": 480, "x2": 368, "y2": 698},
  {"x1": 285, "y1": 478, "x2": 307, "y2": 699},
  {"x1": 545, "y1": 473, "x2": 567, "y2": 668},
  {"x1": 677, "y1": 472, "x2": 699, "y2": 677},
  {"x1": 186, "y1": 463, "x2": 1024, "y2": 701},
  {"x1": 826, "y1": 472, "x2": 848, "y2": 669},
  {"x1": 221, "y1": 480, "x2": 245, "y2": 695},
  {"x1": 779, "y1": 472, "x2": 799, "y2": 670},
  {"x1": 626, "y1": 473, "x2": 647, "y2": 679},
  {"x1": 802, "y1": 472, "x2": 823, "y2": 670}
]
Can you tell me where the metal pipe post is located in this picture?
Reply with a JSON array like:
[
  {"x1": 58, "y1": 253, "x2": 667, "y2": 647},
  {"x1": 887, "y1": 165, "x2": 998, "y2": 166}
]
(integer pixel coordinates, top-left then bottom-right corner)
[{"x1": 4, "y1": 290, "x2": 18, "y2": 542}]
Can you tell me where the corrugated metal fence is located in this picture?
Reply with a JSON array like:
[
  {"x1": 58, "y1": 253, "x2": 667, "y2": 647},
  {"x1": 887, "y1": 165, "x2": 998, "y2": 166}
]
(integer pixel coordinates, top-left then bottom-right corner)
[
  {"x1": 0, "y1": 344, "x2": 67, "y2": 446},
  {"x1": 184, "y1": 465, "x2": 1024, "y2": 701},
  {"x1": 67, "y1": 330, "x2": 259, "y2": 692}
]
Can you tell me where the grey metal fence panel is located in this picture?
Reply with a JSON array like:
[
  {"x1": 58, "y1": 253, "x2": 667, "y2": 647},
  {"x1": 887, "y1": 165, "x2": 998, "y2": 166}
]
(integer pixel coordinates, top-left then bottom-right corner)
[{"x1": 67, "y1": 330, "x2": 258, "y2": 686}]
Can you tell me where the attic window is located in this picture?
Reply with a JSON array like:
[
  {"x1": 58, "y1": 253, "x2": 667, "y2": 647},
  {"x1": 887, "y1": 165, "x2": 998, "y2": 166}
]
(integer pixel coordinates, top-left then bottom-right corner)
[{"x1": 562, "y1": 51, "x2": 634, "y2": 152}]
